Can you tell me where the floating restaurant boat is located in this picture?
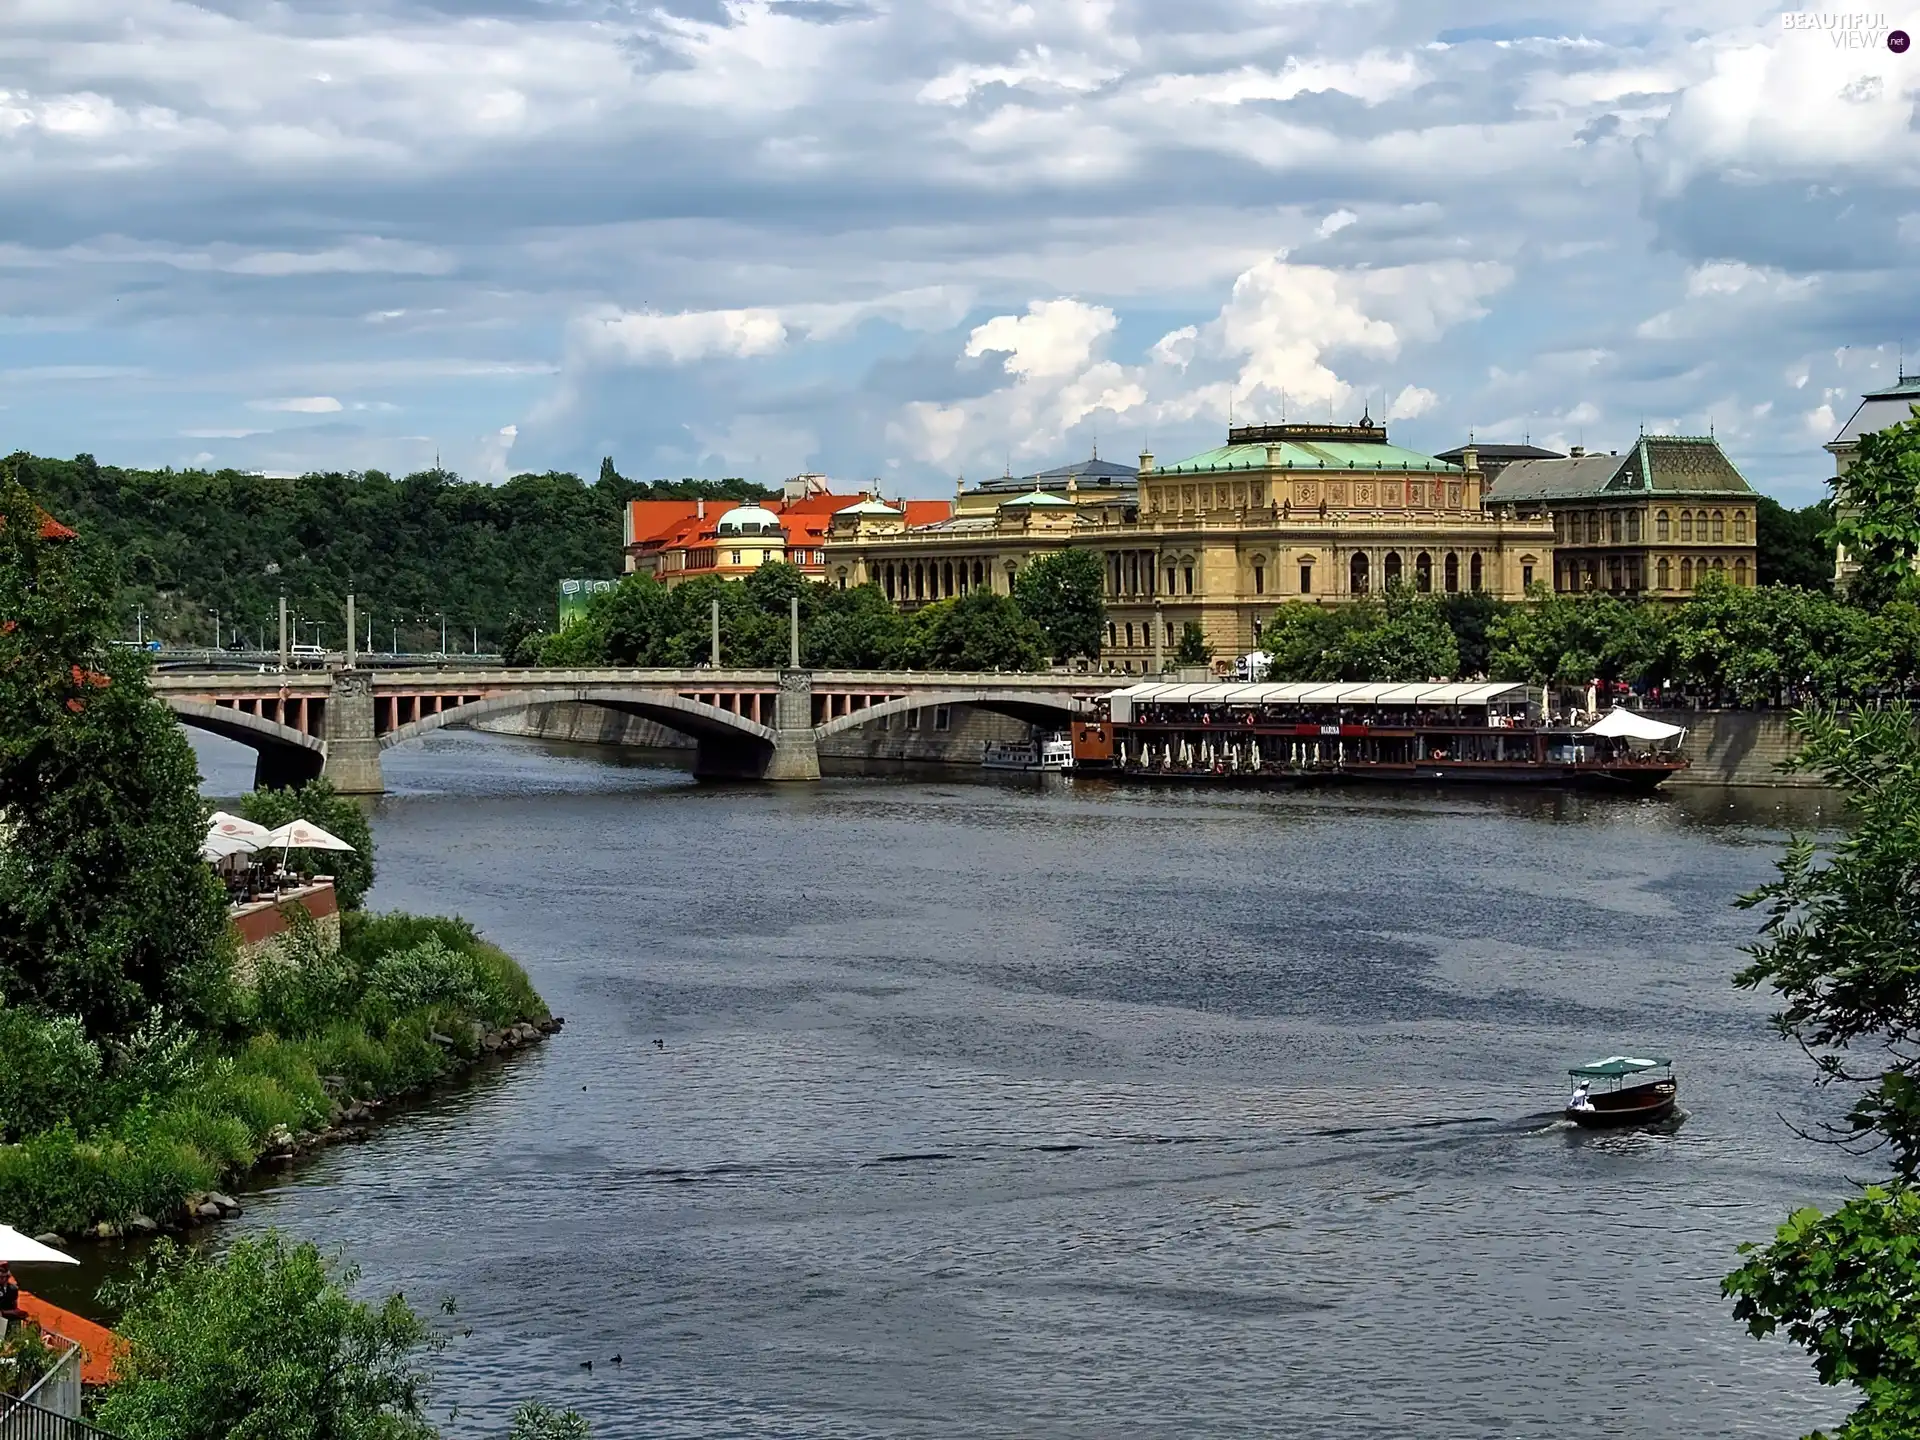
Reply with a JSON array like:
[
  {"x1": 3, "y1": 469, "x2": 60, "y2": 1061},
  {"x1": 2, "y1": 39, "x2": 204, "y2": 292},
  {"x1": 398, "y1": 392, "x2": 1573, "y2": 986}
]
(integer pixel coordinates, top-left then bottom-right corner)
[
  {"x1": 983, "y1": 734, "x2": 1075, "y2": 772},
  {"x1": 1564, "y1": 1055, "x2": 1679, "y2": 1129},
  {"x1": 1069, "y1": 681, "x2": 1688, "y2": 791}
]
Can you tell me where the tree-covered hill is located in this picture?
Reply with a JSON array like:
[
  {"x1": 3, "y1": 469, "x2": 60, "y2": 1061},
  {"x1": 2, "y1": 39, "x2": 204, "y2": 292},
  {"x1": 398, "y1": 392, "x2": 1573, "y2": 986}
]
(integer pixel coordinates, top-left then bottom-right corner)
[{"x1": 11, "y1": 452, "x2": 773, "y2": 652}]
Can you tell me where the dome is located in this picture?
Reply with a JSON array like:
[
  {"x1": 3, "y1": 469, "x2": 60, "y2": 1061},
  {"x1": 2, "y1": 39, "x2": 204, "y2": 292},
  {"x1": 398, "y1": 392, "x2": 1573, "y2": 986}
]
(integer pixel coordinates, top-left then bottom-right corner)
[
  {"x1": 997, "y1": 490, "x2": 1074, "y2": 509},
  {"x1": 716, "y1": 504, "x2": 784, "y2": 536}
]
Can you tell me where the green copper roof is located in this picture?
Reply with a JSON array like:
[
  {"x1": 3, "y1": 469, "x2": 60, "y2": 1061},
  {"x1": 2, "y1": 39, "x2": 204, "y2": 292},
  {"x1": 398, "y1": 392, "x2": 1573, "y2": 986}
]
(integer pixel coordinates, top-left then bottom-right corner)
[
  {"x1": 1484, "y1": 435, "x2": 1755, "y2": 503},
  {"x1": 998, "y1": 490, "x2": 1075, "y2": 508},
  {"x1": 1154, "y1": 440, "x2": 1463, "y2": 476}
]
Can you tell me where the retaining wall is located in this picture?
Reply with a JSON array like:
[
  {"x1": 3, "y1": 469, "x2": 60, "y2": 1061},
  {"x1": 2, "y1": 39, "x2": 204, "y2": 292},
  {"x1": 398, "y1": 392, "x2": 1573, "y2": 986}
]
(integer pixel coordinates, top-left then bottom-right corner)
[{"x1": 1647, "y1": 709, "x2": 1814, "y2": 787}]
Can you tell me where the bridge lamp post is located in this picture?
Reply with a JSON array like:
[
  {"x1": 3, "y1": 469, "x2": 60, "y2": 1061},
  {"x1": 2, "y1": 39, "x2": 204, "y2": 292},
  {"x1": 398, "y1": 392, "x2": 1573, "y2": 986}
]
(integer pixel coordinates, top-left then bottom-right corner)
[
  {"x1": 438, "y1": 613, "x2": 446, "y2": 657},
  {"x1": 208, "y1": 608, "x2": 220, "y2": 651}
]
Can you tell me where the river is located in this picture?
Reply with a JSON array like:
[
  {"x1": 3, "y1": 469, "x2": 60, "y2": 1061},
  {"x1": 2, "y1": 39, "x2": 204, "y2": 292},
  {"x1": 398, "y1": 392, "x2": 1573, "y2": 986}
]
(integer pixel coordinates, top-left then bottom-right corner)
[{"x1": 108, "y1": 733, "x2": 1868, "y2": 1435}]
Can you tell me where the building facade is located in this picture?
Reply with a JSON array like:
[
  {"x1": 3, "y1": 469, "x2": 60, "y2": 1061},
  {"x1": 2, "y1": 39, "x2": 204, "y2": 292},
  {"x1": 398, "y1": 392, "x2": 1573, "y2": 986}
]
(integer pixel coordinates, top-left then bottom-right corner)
[
  {"x1": 824, "y1": 420, "x2": 1555, "y2": 672},
  {"x1": 1480, "y1": 435, "x2": 1758, "y2": 597},
  {"x1": 1826, "y1": 371, "x2": 1920, "y2": 590}
]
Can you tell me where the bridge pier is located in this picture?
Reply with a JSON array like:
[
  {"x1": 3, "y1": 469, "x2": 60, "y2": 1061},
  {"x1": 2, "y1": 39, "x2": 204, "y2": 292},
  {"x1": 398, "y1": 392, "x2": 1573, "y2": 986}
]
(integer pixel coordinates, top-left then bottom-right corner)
[
  {"x1": 693, "y1": 669, "x2": 821, "y2": 781},
  {"x1": 321, "y1": 671, "x2": 386, "y2": 795}
]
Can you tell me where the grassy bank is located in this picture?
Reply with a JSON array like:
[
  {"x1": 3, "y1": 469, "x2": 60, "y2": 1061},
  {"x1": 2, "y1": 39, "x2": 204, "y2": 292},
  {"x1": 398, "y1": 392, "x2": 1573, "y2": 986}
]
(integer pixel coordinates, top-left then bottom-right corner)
[{"x1": 0, "y1": 913, "x2": 552, "y2": 1239}]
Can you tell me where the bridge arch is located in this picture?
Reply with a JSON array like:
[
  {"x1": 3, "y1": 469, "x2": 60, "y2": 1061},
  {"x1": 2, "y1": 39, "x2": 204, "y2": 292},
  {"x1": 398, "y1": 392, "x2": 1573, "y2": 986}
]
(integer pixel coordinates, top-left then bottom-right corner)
[
  {"x1": 812, "y1": 689, "x2": 1090, "y2": 740},
  {"x1": 380, "y1": 688, "x2": 779, "y2": 751},
  {"x1": 163, "y1": 698, "x2": 326, "y2": 789}
]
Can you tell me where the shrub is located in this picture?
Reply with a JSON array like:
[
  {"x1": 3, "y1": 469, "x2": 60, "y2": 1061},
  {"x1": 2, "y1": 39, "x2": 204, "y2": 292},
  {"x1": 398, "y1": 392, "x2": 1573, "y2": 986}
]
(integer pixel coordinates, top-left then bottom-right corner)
[
  {"x1": 0, "y1": 1006, "x2": 103, "y2": 1142},
  {"x1": 363, "y1": 939, "x2": 490, "y2": 1028}
]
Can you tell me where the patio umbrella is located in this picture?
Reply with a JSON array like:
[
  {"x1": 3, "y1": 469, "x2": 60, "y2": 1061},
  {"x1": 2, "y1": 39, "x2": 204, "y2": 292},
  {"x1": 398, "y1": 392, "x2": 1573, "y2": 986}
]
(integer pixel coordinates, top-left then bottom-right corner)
[
  {"x1": 260, "y1": 820, "x2": 356, "y2": 853},
  {"x1": 0, "y1": 1225, "x2": 76, "y2": 1266},
  {"x1": 207, "y1": 811, "x2": 272, "y2": 842},
  {"x1": 199, "y1": 832, "x2": 259, "y2": 863}
]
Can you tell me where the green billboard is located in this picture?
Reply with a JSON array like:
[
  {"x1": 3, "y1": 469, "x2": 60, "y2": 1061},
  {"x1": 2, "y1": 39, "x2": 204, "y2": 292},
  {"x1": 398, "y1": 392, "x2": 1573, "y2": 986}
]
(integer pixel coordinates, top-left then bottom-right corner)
[{"x1": 557, "y1": 578, "x2": 616, "y2": 629}]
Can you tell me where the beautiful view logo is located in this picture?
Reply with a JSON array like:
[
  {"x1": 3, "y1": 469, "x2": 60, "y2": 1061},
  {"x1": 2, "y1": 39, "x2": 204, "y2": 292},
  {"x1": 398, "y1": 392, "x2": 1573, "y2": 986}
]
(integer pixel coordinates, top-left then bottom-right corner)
[{"x1": 1781, "y1": 10, "x2": 1910, "y2": 47}]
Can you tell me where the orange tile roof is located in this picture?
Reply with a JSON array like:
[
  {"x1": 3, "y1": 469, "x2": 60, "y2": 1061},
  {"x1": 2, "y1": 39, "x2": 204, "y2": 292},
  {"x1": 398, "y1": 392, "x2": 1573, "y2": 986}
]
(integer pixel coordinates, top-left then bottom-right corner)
[
  {"x1": 18, "y1": 1290, "x2": 125, "y2": 1386},
  {"x1": 902, "y1": 500, "x2": 953, "y2": 527}
]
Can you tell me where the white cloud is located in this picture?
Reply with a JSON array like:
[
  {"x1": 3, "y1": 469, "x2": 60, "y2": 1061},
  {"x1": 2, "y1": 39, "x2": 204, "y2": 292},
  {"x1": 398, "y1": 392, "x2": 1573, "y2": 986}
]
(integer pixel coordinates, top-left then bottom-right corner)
[
  {"x1": 574, "y1": 306, "x2": 789, "y2": 366},
  {"x1": 965, "y1": 299, "x2": 1117, "y2": 380},
  {"x1": 1385, "y1": 384, "x2": 1437, "y2": 421},
  {"x1": 250, "y1": 395, "x2": 343, "y2": 413},
  {"x1": 1316, "y1": 209, "x2": 1357, "y2": 239}
]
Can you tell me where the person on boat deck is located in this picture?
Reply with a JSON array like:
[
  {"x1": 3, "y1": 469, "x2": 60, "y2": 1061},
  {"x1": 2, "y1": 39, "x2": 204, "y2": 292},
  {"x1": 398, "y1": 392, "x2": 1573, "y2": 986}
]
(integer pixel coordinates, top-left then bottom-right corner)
[
  {"x1": 0, "y1": 1262, "x2": 25, "y2": 1323},
  {"x1": 1571, "y1": 1081, "x2": 1594, "y2": 1111}
]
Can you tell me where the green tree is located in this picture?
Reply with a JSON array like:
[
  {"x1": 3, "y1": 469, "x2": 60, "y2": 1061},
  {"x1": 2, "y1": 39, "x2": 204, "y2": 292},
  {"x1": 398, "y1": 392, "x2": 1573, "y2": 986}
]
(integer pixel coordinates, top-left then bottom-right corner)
[
  {"x1": 1724, "y1": 705, "x2": 1920, "y2": 1437},
  {"x1": 1343, "y1": 586, "x2": 1459, "y2": 680},
  {"x1": 1757, "y1": 495, "x2": 1836, "y2": 592},
  {"x1": 236, "y1": 779, "x2": 376, "y2": 910},
  {"x1": 508, "y1": 1402, "x2": 593, "y2": 1440},
  {"x1": 1173, "y1": 621, "x2": 1213, "y2": 668},
  {"x1": 1441, "y1": 592, "x2": 1507, "y2": 677},
  {"x1": 1486, "y1": 590, "x2": 1660, "y2": 688},
  {"x1": 96, "y1": 1232, "x2": 438, "y2": 1440},
  {"x1": 0, "y1": 474, "x2": 231, "y2": 1037},
  {"x1": 1012, "y1": 549, "x2": 1106, "y2": 661},
  {"x1": 1261, "y1": 603, "x2": 1353, "y2": 681},
  {"x1": 804, "y1": 584, "x2": 907, "y2": 669},
  {"x1": 902, "y1": 592, "x2": 1048, "y2": 671},
  {"x1": 1830, "y1": 405, "x2": 1920, "y2": 608}
]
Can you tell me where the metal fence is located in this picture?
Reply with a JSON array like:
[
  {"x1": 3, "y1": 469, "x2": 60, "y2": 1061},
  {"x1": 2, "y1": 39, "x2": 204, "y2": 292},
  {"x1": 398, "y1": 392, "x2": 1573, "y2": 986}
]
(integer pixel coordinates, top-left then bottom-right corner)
[{"x1": 0, "y1": 1398, "x2": 121, "y2": 1440}]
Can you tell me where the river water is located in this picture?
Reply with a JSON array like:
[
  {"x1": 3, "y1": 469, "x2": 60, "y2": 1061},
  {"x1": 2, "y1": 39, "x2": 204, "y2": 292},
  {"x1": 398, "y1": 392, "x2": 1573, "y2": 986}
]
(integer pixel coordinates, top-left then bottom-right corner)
[{"x1": 140, "y1": 734, "x2": 1864, "y2": 1435}]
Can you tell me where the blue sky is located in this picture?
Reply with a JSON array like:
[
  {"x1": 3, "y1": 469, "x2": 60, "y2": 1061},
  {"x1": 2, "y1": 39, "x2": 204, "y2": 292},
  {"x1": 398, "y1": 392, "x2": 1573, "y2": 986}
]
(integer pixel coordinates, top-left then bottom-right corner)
[{"x1": 2, "y1": 0, "x2": 1917, "y2": 503}]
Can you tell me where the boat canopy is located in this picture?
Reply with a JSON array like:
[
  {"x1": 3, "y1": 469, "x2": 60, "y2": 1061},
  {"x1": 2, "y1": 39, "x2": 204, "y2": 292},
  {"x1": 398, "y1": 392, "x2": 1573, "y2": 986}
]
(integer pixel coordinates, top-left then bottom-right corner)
[
  {"x1": 1104, "y1": 680, "x2": 1530, "y2": 723},
  {"x1": 1583, "y1": 709, "x2": 1684, "y2": 742},
  {"x1": 1569, "y1": 1055, "x2": 1672, "y2": 1078}
]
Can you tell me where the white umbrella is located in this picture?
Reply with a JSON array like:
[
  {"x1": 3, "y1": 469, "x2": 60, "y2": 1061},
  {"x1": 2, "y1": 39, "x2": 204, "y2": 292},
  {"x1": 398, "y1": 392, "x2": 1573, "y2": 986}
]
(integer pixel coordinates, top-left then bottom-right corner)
[
  {"x1": 200, "y1": 832, "x2": 259, "y2": 863},
  {"x1": 1584, "y1": 709, "x2": 1685, "y2": 742},
  {"x1": 207, "y1": 811, "x2": 272, "y2": 842},
  {"x1": 261, "y1": 820, "x2": 356, "y2": 853},
  {"x1": 0, "y1": 1225, "x2": 76, "y2": 1266}
]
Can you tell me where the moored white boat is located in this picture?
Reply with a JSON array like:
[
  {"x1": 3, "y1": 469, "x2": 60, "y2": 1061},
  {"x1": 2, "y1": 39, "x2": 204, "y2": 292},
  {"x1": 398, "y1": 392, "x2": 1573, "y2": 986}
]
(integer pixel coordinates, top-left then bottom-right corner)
[{"x1": 983, "y1": 735, "x2": 1074, "y2": 772}]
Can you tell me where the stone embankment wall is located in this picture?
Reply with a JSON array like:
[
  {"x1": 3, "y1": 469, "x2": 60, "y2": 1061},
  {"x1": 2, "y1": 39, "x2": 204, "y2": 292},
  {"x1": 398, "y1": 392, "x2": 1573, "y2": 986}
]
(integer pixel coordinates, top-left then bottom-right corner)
[
  {"x1": 1647, "y1": 710, "x2": 1814, "y2": 787},
  {"x1": 471, "y1": 701, "x2": 1034, "y2": 766}
]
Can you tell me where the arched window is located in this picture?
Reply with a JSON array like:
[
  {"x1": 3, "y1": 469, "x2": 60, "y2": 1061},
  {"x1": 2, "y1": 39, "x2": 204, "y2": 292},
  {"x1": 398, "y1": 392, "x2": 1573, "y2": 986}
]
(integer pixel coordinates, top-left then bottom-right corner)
[
  {"x1": 884, "y1": 564, "x2": 896, "y2": 601},
  {"x1": 1680, "y1": 558, "x2": 1693, "y2": 589},
  {"x1": 913, "y1": 564, "x2": 925, "y2": 601},
  {"x1": 1734, "y1": 558, "x2": 1749, "y2": 587},
  {"x1": 1252, "y1": 557, "x2": 1267, "y2": 595},
  {"x1": 1711, "y1": 510, "x2": 1725, "y2": 542},
  {"x1": 1469, "y1": 553, "x2": 1483, "y2": 592},
  {"x1": 1107, "y1": 621, "x2": 1117, "y2": 647},
  {"x1": 1443, "y1": 553, "x2": 1459, "y2": 593},
  {"x1": 1586, "y1": 512, "x2": 1601, "y2": 544},
  {"x1": 1626, "y1": 511, "x2": 1641, "y2": 542},
  {"x1": 1734, "y1": 510, "x2": 1749, "y2": 542},
  {"x1": 1656, "y1": 509, "x2": 1670, "y2": 541},
  {"x1": 973, "y1": 560, "x2": 985, "y2": 590},
  {"x1": 1414, "y1": 552, "x2": 1432, "y2": 591},
  {"x1": 1299, "y1": 558, "x2": 1313, "y2": 594},
  {"x1": 1125, "y1": 622, "x2": 1135, "y2": 648},
  {"x1": 1350, "y1": 552, "x2": 1370, "y2": 594},
  {"x1": 1609, "y1": 511, "x2": 1624, "y2": 543},
  {"x1": 1385, "y1": 551, "x2": 1404, "y2": 586},
  {"x1": 1679, "y1": 511, "x2": 1693, "y2": 541},
  {"x1": 1657, "y1": 557, "x2": 1671, "y2": 589},
  {"x1": 1182, "y1": 563, "x2": 1195, "y2": 595},
  {"x1": 1712, "y1": 555, "x2": 1725, "y2": 573}
]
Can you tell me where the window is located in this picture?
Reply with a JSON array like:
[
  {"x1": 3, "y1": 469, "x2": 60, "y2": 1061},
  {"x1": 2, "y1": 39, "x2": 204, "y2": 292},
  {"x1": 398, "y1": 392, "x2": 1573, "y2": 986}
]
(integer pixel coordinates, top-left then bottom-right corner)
[
  {"x1": 1444, "y1": 552, "x2": 1459, "y2": 593},
  {"x1": 1679, "y1": 511, "x2": 1693, "y2": 541},
  {"x1": 1734, "y1": 510, "x2": 1749, "y2": 542},
  {"x1": 1521, "y1": 562, "x2": 1534, "y2": 589},
  {"x1": 1166, "y1": 623, "x2": 1175, "y2": 646},
  {"x1": 1125, "y1": 622, "x2": 1135, "y2": 647},
  {"x1": 1657, "y1": 557, "x2": 1671, "y2": 589},
  {"x1": 905, "y1": 708, "x2": 921, "y2": 730},
  {"x1": 1385, "y1": 551, "x2": 1404, "y2": 586},
  {"x1": 1166, "y1": 567, "x2": 1177, "y2": 594},
  {"x1": 1107, "y1": 621, "x2": 1117, "y2": 647},
  {"x1": 1734, "y1": 558, "x2": 1749, "y2": 587},
  {"x1": 1299, "y1": 562, "x2": 1313, "y2": 594},
  {"x1": 934, "y1": 706, "x2": 951, "y2": 731},
  {"x1": 1680, "y1": 558, "x2": 1693, "y2": 589},
  {"x1": 1469, "y1": 553, "x2": 1483, "y2": 592},
  {"x1": 1182, "y1": 565, "x2": 1195, "y2": 595},
  {"x1": 1712, "y1": 555, "x2": 1725, "y2": 573},
  {"x1": 1350, "y1": 552, "x2": 1370, "y2": 594},
  {"x1": 1609, "y1": 511, "x2": 1624, "y2": 543},
  {"x1": 1626, "y1": 511, "x2": 1641, "y2": 543},
  {"x1": 1586, "y1": 513, "x2": 1601, "y2": 544},
  {"x1": 730, "y1": 550, "x2": 742, "y2": 565},
  {"x1": 1711, "y1": 510, "x2": 1725, "y2": 542},
  {"x1": 942, "y1": 561, "x2": 954, "y2": 596},
  {"x1": 1253, "y1": 563, "x2": 1265, "y2": 595},
  {"x1": 1656, "y1": 510, "x2": 1671, "y2": 541}
]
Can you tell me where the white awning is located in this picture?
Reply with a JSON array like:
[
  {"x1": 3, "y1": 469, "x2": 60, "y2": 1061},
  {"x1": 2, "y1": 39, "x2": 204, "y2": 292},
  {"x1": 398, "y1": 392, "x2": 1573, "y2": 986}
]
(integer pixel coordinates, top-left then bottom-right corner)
[
  {"x1": 1102, "y1": 681, "x2": 1531, "y2": 709},
  {"x1": 1583, "y1": 709, "x2": 1684, "y2": 741}
]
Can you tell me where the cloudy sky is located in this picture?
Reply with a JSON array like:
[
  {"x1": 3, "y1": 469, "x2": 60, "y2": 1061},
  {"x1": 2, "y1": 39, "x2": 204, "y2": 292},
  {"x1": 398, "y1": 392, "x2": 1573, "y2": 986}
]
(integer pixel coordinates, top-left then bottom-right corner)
[{"x1": 3, "y1": 0, "x2": 1917, "y2": 501}]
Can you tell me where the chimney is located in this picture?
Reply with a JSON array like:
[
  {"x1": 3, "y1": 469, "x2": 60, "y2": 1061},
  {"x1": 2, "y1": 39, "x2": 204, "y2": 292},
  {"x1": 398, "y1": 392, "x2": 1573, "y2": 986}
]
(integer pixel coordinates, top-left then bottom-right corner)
[
  {"x1": 1570, "y1": 446, "x2": 1585, "y2": 458},
  {"x1": 697, "y1": 498, "x2": 706, "y2": 519},
  {"x1": 1266, "y1": 444, "x2": 1282, "y2": 467}
]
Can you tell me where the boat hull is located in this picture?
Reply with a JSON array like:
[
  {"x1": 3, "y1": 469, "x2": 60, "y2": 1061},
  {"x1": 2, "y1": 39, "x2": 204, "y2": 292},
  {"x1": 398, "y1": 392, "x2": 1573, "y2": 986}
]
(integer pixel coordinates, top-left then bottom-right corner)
[
  {"x1": 1099, "y1": 763, "x2": 1680, "y2": 793},
  {"x1": 1566, "y1": 1081, "x2": 1679, "y2": 1128}
]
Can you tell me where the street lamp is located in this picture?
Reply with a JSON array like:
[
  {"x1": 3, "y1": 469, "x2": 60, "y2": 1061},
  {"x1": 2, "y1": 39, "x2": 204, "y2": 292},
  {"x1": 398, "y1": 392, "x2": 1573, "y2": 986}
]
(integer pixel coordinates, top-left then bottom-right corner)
[
  {"x1": 438, "y1": 612, "x2": 446, "y2": 657},
  {"x1": 208, "y1": 608, "x2": 221, "y2": 652}
]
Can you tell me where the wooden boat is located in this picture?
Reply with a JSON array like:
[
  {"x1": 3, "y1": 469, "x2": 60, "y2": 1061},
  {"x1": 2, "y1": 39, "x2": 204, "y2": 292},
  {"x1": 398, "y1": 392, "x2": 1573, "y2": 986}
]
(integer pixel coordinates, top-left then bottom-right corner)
[{"x1": 1565, "y1": 1055, "x2": 1678, "y2": 1128}]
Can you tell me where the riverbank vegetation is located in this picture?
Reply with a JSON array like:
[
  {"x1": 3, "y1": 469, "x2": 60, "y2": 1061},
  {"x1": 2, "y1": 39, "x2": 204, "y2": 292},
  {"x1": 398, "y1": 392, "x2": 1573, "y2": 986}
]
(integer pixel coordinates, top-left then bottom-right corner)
[
  {"x1": 7, "y1": 449, "x2": 772, "y2": 652},
  {"x1": 518, "y1": 553, "x2": 1095, "y2": 673},
  {"x1": 1726, "y1": 705, "x2": 1920, "y2": 1437},
  {"x1": 0, "y1": 468, "x2": 554, "y2": 1241}
]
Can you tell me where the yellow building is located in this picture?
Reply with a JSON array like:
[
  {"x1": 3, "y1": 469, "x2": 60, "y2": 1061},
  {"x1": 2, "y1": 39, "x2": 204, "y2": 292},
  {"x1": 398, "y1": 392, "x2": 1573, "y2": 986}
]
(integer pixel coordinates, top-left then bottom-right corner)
[
  {"x1": 1480, "y1": 435, "x2": 1758, "y2": 596},
  {"x1": 824, "y1": 420, "x2": 1555, "y2": 672},
  {"x1": 1826, "y1": 372, "x2": 1920, "y2": 591}
]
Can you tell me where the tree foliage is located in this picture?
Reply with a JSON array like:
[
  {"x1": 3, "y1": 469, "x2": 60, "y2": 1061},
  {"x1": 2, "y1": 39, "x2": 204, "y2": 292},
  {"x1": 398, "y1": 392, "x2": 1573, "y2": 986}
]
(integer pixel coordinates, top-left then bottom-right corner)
[
  {"x1": 0, "y1": 472, "x2": 231, "y2": 1037},
  {"x1": 1012, "y1": 549, "x2": 1106, "y2": 661},
  {"x1": 901, "y1": 591, "x2": 1049, "y2": 672},
  {"x1": 7, "y1": 451, "x2": 774, "y2": 651},
  {"x1": 1173, "y1": 621, "x2": 1213, "y2": 667},
  {"x1": 96, "y1": 1232, "x2": 439, "y2": 1440},
  {"x1": 1758, "y1": 494, "x2": 1836, "y2": 592},
  {"x1": 1260, "y1": 587, "x2": 1458, "y2": 681},
  {"x1": 1830, "y1": 406, "x2": 1920, "y2": 609},
  {"x1": 1725, "y1": 705, "x2": 1920, "y2": 1438}
]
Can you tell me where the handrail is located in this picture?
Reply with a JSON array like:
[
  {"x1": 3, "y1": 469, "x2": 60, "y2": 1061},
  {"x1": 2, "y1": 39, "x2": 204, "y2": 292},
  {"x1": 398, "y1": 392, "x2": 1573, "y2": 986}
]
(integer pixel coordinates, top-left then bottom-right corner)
[
  {"x1": 0, "y1": 1395, "x2": 124, "y2": 1440},
  {"x1": 3, "y1": 1341, "x2": 82, "y2": 1427}
]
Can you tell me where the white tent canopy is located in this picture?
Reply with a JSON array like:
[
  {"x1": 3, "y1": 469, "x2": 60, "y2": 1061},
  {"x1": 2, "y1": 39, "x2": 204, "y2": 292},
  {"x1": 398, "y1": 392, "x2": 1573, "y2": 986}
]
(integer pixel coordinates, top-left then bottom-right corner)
[
  {"x1": 262, "y1": 820, "x2": 356, "y2": 853},
  {"x1": 1584, "y1": 709, "x2": 1685, "y2": 742},
  {"x1": 0, "y1": 1224, "x2": 76, "y2": 1265},
  {"x1": 200, "y1": 832, "x2": 260, "y2": 863}
]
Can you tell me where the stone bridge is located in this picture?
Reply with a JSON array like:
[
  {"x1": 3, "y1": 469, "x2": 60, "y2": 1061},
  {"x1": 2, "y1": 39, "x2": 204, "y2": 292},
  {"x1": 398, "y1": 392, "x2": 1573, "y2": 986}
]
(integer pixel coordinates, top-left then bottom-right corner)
[{"x1": 148, "y1": 667, "x2": 1104, "y2": 793}]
